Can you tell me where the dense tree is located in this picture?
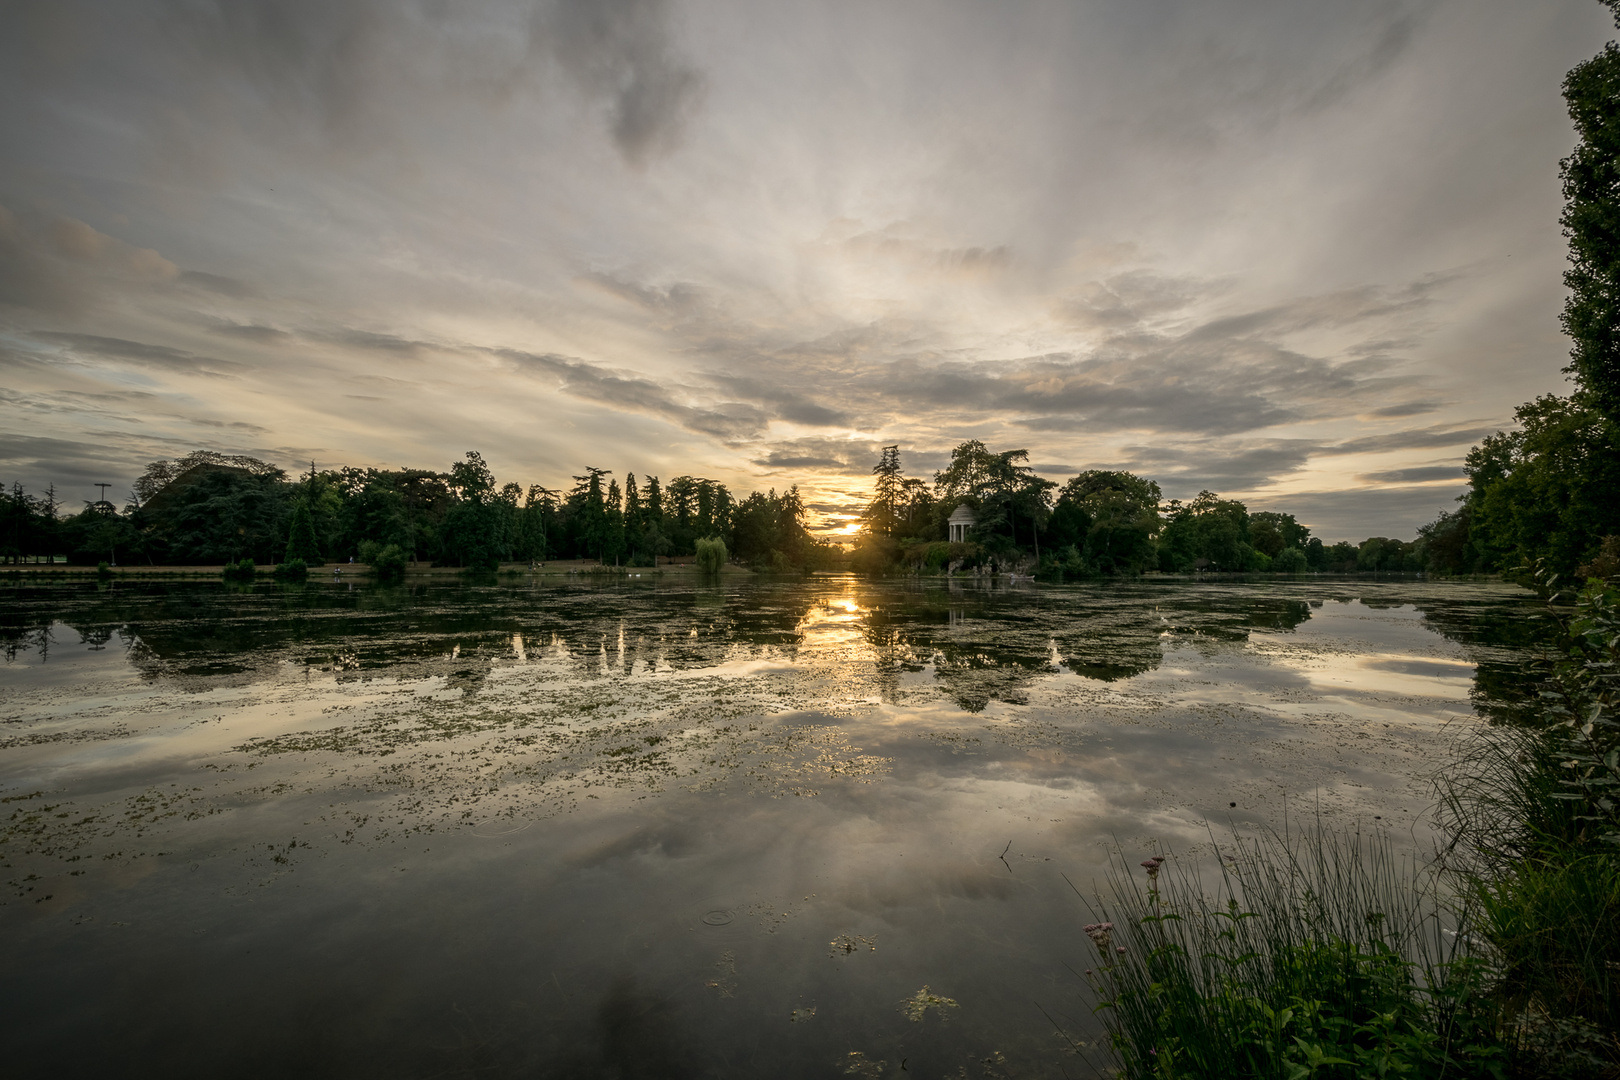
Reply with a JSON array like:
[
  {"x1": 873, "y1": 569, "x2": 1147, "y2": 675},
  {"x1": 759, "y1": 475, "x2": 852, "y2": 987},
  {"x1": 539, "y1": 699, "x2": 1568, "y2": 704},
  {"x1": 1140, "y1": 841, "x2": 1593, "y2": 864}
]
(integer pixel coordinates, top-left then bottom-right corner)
[
  {"x1": 1561, "y1": 3, "x2": 1620, "y2": 427},
  {"x1": 285, "y1": 500, "x2": 322, "y2": 565},
  {"x1": 863, "y1": 445, "x2": 905, "y2": 538},
  {"x1": 1047, "y1": 471, "x2": 1162, "y2": 576},
  {"x1": 1461, "y1": 395, "x2": 1620, "y2": 574},
  {"x1": 1, "y1": 483, "x2": 61, "y2": 562},
  {"x1": 731, "y1": 487, "x2": 817, "y2": 569},
  {"x1": 1248, "y1": 511, "x2": 1309, "y2": 558},
  {"x1": 1159, "y1": 491, "x2": 1256, "y2": 572},
  {"x1": 440, "y1": 451, "x2": 506, "y2": 569},
  {"x1": 933, "y1": 441, "x2": 1055, "y2": 557},
  {"x1": 1421, "y1": 6, "x2": 1620, "y2": 578}
]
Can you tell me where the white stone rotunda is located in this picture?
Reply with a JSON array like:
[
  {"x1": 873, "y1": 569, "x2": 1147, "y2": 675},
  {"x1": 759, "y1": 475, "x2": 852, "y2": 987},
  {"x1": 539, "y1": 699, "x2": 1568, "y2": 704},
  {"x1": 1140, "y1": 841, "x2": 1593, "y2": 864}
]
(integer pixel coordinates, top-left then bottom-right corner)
[{"x1": 947, "y1": 503, "x2": 976, "y2": 543}]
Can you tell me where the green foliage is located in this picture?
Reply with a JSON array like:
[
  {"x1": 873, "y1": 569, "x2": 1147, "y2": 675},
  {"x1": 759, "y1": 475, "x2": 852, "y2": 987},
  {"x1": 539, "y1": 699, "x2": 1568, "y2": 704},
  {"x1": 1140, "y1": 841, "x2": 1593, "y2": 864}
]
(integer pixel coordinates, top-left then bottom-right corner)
[
  {"x1": 1562, "y1": 24, "x2": 1620, "y2": 428},
  {"x1": 934, "y1": 441, "x2": 1056, "y2": 557},
  {"x1": 370, "y1": 543, "x2": 407, "y2": 583},
  {"x1": 1, "y1": 482, "x2": 62, "y2": 563},
  {"x1": 1272, "y1": 547, "x2": 1309, "y2": 574},
  {"x1": 1082, "y1": 827, "x2": 1504, "y2": 1080},
  {"x1": 731, "y1": 487, "x2": 815, "y2": 568},
  {"x1": 1461, "y1": 396, "x2": 1620, "y2": 577},
  {"x1": 1435, "y1": 571, "x2": 1620, "y2": 1075},
  {"x1": 221, "y1": 558, "x2": 256, "y2": 582},
  {"x1": 285, "y1": 499, "x2": 322, "y2": 566},
  {"x1": 1249, "y1": 511, "x2": 1309, "y2": 558},
  {"x1": 1050, "y1": 471, "x2": 1160, "y2": 576},
  {"x1": 1159, "y1": 491, "x2": 1252, "y2": 572},
  {"x1": 1474, "y1": 854, "x2": 1620, "y2": 1039},
  {"x1": 694, "y1": 536, "x2": 727, "y2": 574},
  {"x1": 273, "y1": 558, "x2": 308, "y2": 581}
]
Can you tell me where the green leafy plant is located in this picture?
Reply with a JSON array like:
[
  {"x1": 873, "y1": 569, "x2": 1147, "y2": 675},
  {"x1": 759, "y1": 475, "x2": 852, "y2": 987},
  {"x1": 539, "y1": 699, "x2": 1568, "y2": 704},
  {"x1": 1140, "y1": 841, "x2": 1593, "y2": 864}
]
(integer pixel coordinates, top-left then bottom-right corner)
[
  {"x1": 221, "y1": 557, "x2": 256, "y2": 582},
  {"x1": 695, "y1": 536, "x2": 727, "y2": 574},
  {"x1": 1080, "y1": 826, "x2": 1504, "y2": 1080},
  {"x1": 370, "y1": 543, "x2": 407, "y2": 583},
  {"x1": 273, "y1": 557, "x2": 308, "y2": 581}
]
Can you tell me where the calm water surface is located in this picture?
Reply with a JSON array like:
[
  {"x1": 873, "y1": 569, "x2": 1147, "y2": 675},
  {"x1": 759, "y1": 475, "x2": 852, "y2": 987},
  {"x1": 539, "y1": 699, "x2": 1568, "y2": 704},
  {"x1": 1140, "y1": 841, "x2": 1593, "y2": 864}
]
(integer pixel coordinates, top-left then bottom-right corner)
[{"x1": 0, "y1": 575, "x2": 1549, "y2": 1078}]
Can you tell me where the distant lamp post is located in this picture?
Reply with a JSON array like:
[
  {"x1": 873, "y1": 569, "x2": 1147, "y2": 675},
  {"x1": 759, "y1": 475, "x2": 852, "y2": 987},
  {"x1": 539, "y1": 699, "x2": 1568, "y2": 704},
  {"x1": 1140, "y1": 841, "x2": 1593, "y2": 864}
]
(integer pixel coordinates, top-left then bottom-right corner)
[{"x1": 94, "y1": 483, "x2": 117, "y2": 565}]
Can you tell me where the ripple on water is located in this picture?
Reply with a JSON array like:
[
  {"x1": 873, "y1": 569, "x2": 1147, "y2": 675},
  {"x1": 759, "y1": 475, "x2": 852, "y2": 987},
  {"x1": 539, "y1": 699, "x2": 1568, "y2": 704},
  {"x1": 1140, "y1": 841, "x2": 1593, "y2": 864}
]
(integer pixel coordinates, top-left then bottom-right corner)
[{"x1": 471, "y1": 817, "x2": 532, "y2": 837}]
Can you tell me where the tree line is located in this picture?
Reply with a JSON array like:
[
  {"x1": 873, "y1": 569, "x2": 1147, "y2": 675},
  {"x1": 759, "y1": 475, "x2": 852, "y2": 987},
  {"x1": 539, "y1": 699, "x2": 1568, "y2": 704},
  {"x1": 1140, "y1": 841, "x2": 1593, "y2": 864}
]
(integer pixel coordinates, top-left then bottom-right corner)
[
  {"x1": 0, "y1": 450, "x2": 824, "y2": 571},
  {"x1": 852, "y1": 440, "x2": 1447, "y2": 578}
]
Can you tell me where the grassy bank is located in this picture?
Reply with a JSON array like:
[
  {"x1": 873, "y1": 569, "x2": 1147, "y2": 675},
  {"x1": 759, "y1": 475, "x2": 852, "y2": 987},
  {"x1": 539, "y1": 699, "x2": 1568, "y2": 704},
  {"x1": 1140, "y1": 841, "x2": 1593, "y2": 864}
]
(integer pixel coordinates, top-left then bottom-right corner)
[{"x1": 1079, "y1": 575, "x2": 1620, "y2": 1078}]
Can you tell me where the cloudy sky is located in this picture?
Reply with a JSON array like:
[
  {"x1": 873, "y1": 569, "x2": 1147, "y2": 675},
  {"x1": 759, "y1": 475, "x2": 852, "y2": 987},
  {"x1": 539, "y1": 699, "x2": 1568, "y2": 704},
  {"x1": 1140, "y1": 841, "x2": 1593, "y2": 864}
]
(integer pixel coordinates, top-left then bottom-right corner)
[{"x1": 0, "y1": 0, "x2": 1612, "y2": 540}]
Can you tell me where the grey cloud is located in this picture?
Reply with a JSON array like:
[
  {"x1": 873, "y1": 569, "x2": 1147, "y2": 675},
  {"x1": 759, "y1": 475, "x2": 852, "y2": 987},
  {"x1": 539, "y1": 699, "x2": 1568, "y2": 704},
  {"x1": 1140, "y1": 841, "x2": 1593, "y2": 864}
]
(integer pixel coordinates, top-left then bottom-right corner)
[
  {"x1": 1323, "y1": 423, "x2": 1498, "y2": 456},
  {"x1": 0, "y1": 205, "x2": 79, "y2": 312},
  {"x1": 0, "y1": 385, "x2": 159, "y2": 425},
  {"x1": 1253, "y1": 485, "x2": 1468, "y2": 544},
  {"x1": 495, "y1": 348, "x2": 768, "y2": 440},
  {"x1": 0, "y1": 429, "x2": 262, "y2": 501},
  {"x1": 1357, "y1": 465, "x2": 1466, "y2": 483},
  {"x1": 211, "y1": 323, "x2": 292, "y2": 344},
  {"x1": 181, "y1": 270, "x2": 256, "y2": 297},
  {"x1": 1113, "y1": 439, "x2": 1320, "y2": 497},
  {"x1": 312, "y1": 328, "x2": 433, "y2": 356},
  {"x1": 1365, "y1": 400, "x2": 1443, "y2": 418},
  {"x1": 580, "y1": 272, "x2": 711, "y2": 317},
  {"x1": 750, "y1": 437, "x2": 880, "y2": 472},
  {"x1": 542, "y1": 0, "x2": 705, "y2": 166},
  {"x1": 704, "y1": 370, "x2": 853, "y2": 428},
  {"x1": 1061, "y1": 271, "x2": 1205, "y2": 331},
  {"x1": 32, "y1": 331, "x2": 242, "y2": 376},
  {"x1": 194, "y1": 418, "x2": 270, "y2": 434}
]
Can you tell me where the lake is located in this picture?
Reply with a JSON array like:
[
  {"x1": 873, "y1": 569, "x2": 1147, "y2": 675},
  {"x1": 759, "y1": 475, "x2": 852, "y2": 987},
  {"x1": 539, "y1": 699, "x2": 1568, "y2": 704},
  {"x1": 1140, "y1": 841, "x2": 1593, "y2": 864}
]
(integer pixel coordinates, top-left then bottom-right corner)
[{"x1": 0, "y1": 575, "x2": 1548, "y2": 1078}]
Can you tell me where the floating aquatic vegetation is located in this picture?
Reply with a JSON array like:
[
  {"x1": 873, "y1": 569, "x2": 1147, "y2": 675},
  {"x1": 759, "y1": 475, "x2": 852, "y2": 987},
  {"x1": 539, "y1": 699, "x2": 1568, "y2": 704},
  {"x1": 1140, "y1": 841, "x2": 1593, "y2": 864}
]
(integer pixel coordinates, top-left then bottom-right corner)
[
  {"x1": 902, "y1": 985, "x2": 959, "y2": 1022},
  {"x1": 788, "y1": 1005, "x2": 816, "y2": 1022},
  {"x1": 828, "y1": 933, "x2": 875, "y2": 957},
  {"x1": 842, "y1": 1051, "x2": 885, "y2": 1077}
]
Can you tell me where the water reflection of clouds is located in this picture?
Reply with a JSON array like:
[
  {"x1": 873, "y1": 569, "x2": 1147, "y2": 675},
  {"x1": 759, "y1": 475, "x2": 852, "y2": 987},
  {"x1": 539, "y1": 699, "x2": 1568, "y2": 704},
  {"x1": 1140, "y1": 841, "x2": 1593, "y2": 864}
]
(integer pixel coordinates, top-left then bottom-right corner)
[{"x1": 0, "y1": 579, "x2": 1562, "y2": 1076}]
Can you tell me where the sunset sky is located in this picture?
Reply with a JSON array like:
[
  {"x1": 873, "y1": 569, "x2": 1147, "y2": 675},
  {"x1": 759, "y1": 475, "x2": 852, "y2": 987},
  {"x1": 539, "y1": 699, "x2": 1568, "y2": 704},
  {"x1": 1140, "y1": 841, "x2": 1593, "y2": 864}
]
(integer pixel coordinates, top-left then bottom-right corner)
[{"x1": 0, "y1": 0, "x2": 1612, "y2": 540}]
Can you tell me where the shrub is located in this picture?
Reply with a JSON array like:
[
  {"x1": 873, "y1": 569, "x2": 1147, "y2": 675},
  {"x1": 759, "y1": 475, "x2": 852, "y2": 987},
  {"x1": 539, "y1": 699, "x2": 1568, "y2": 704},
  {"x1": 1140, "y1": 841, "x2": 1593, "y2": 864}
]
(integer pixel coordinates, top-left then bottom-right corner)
[
  {"x1": 1272, "y1": 547, "x2": 1309, "y2": 574},
  {"x1": 695, "y1": 536, "x2": 727, "y2": 574},
  {"x1": 221, "y1": 558, "x2": 256, "y2": 582},
  {"x1": 273, "y1": 558, "x2": 308, "y2": 581},
  {"x1": 371, "y1": 544, "x2": 407, "y2": 583},
  {"x1": 1080, "y1": 826, "x2": 1505, "y2": 1080},
  {"x1": 95, "y1": 560, "x2": 112, "y2": 579}
]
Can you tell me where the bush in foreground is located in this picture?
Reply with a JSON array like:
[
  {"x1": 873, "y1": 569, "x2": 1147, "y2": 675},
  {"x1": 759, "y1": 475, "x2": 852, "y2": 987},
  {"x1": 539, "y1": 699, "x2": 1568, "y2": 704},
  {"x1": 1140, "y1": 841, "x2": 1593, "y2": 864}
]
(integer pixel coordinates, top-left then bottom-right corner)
[{"x1": 1080, "y1": 826, "x2": 1504, "y2": 1079}]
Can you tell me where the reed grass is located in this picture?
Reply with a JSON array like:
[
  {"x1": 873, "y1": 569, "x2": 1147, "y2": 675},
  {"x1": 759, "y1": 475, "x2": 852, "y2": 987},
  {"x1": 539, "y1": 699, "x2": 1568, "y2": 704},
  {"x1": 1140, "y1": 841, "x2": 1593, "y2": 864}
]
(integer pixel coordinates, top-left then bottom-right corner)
[
  {"x1": 1081, "y1": 824, "x2": 1503, "y2": 1079},
  {"x1": 1080, "y1": 574, "x2": 1620, "y2": 1078}
]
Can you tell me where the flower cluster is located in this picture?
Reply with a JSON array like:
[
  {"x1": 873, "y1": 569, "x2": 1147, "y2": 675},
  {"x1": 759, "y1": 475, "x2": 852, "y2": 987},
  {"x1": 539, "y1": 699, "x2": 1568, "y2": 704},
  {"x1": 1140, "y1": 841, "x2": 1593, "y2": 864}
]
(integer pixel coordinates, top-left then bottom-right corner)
[
  {"x1": 1082, "y1": 921, "x2": 1114, "y2": 953},
  {"x1": 1140, "y1": 855, "x2": 1165, "y2": 881}
]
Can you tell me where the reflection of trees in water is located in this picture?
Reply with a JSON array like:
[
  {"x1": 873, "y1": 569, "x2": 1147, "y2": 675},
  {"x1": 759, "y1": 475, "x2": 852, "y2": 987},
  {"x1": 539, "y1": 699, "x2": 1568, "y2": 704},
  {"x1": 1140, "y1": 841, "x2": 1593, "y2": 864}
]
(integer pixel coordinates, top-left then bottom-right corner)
[
  {"x1": 1414, "y1": 591, "x2": 1561, "y2": 724},
  {"x1": 8, "y1": 579, "x2": 1555, "y2": 726},
  {"x1": 0, "y1": 618, "x2": 54, "y2": 663},
  {"x1": 855, "y1": 587, "x2": 1167, "y2": 711},
  {"x1": 547, "y1": 977, "x2": 700, "y2": 1080}
]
